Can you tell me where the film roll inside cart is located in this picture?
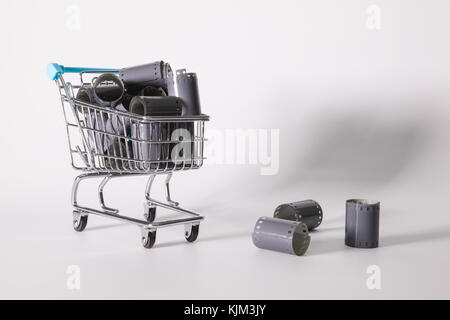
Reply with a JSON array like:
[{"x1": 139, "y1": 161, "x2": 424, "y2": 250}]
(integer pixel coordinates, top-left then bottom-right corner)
[
  {"x1": 76, "y1": 85, "x2": 94, "y2": 106},
  {"x1": 345, "y1": 199, "x2": 380, "y2": 248},
  {"x1": 252, "y1": 217, "x2": 311, "y2": 256},
  {"x1": 121, "y1": 92, "x2": 134, "y2": 111},
  {"x1": 175, "y1": 69, "x2": 202, "y2": 168},
  {"x1": 131, "y1": 121, "x2": 162, "y2": 170},
  {"x1": 77, "y1": 84, "x2": 131, "y2": 155},
  {"x1": 274, "y1": 200, "x2": 323, "y2": 230},
  {"x1": 76, "y1": 86, "x2": 109, "y2": 154},
  {"x1": 104, "y1": 103, "x2": 131, "y2": 148},
  {"x1": 120, "y1": 61, "x2": 175, "y2": 95},
  {"x1": 128, "y1": 85, "x2": 169, "y2": 169},
  {"x1": 129, "y1": 96, "x2": 182, "y2": 117},
  {"x1": 129, "y1": 96, "x2": 182, "y2": 170},
  {"x1": 92, "y1": 73, "x2": 124, "y2": 107},
  {"x1": 104, "y1": 140, "x2": 129, "y2": 170},
  {"x1": 124, "y1": 85, "x2": 166, "y2": 111},
  {"x1": 176, "y1": 69, "x2": 202, "y2": 116},
  {"x1": 139, "y1": 85, "x2": 167, "y2": 97}
]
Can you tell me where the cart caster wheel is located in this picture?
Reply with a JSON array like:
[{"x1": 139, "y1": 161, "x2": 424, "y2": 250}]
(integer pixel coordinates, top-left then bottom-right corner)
[
  {"x1": 185, "y1": 224, "x2": 199, "y2": 243},
  {"x1": 142, "y1": 230, "x2": 156, "y2": 248},
  {"x1": 73, "y1": 215, "x2": 88, "y2": 232},
  {"x1": 144, "y1": 207, "x2": 156, "y2": 223}
]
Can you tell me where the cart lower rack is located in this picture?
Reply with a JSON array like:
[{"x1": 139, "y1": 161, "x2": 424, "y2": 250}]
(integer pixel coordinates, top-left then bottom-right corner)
[{"x1": 48, "y1": 63, "x2": 209, "y2": 248}]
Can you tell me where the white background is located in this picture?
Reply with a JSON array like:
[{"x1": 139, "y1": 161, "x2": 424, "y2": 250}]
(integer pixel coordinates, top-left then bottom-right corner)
[{"x1": 1, "y1": 0, "x2": 450, "y2": 299}]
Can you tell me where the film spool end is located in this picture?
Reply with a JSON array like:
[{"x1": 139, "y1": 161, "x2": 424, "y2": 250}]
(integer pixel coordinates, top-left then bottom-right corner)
[
  {"x1": 292, "y1": 223, "x2": 311, "y2": 256},
  {"x1": 92, "y1": 73, "x2": 124, "y2": 107},
  {"x1": 129, "y1": 96, "x2": 145, "y2": 115}
]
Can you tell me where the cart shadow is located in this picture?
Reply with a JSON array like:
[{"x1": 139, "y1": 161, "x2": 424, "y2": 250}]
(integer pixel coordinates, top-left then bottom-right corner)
[
  {"x1": 153, "y1": 231, "x2": 250, "y2": 249},
  {"x1": 86, "y1": 222, "x2": 130, "y2": 231},
  {"x1": 382, "y1": 226, "x2": 450, "y2": 247},
  {"x1": 274, "y1": 104, "x2": 433, "y2": 191},
  {"x1": 307, "y1": 237, "x2": 347, "y2": 256}
]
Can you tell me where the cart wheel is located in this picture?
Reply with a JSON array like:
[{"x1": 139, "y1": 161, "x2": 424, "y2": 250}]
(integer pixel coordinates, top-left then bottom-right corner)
[
  {"x1": 185, "y1": 224, "x2": 199, "y2": 242},
  {"x1": 142, "y1": 230, "x2": 156, "y2": 248},
  {"x1": 73, "y1": 215, "x2": 88, "y2": 232},
  {"x1": 145, "y1": 207, "x2": 156, "y2": 223}
]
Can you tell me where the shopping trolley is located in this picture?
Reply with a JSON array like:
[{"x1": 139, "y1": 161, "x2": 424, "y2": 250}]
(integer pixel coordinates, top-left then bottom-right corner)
[{"x1": 47, "y1": 63, "x2": 209, "y2": 248}]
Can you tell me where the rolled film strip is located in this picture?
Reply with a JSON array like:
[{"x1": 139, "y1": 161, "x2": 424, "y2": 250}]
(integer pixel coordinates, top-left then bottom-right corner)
[
  {"x1": 252, "y1": 217, "x2": 310, "y2": 256},
  {"x1": 274, "y1": 200, "x2": 323, "y2": 230},
  {"x1": 345, "y1": 199, "x2": 380, "y2": 248}
]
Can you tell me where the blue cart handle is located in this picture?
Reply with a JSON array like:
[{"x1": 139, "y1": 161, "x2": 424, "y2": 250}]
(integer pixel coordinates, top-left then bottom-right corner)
[{"x1": 47, "y1": 63, "x2": 120, "y2": 80}]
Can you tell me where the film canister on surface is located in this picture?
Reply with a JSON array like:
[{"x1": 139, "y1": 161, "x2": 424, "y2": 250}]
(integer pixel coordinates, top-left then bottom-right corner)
[
  {"x1": 252, "y1": 217, "x2": 311, "y2": 256},
  {"x1": 345, "y1": 199, "x2": 380, "y2": 248},
  {"x1": 274, "y1": 200, "x2": 323, "y2": 230}
]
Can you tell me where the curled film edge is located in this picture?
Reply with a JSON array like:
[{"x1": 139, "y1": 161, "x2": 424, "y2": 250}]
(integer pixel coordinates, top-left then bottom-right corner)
[{"x1": 274, "y1": 199, "x2": 323, "y2": 230}]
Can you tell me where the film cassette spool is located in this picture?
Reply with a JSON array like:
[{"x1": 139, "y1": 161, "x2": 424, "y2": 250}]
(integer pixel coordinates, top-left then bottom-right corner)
[
  {"x1": 274, "y1": 200, "x2": 323, "y2": 230},
  {"x1": 92, "y1": 73, "x2": 124, "y2": 107},
  {"x1": 345, "y1": 199, "x2": 380, "y2": 248},
  {"x1": 252, "y1": 217, "x2": 310, "y2": 256}
]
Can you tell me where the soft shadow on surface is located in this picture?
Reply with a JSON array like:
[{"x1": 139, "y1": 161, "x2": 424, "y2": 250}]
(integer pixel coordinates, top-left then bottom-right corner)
[
  {"x1": 278, "y1": 105, "x2": 433, "y2": 188},
  {"x1": 308, "y1": 225, "x2": 450, "y2": 256},
  {"x1": 310, "y1": 225, "x2": 343, "y2": 233},
  {"x1": 319, "y1": 215, "x2": 345, "y2": 225},
  {"x1": 86, "y1": 222, "x2": 130, "y2": 231},
  {"x1": 153, "y1": 231, "x2": 250, "y2": 249},
  {"x1": 308, "y1": 237, "x2": 346, "y2": 256},
  {"x1": 382, "y1": 226, "x2": 450, "y2": 247}
]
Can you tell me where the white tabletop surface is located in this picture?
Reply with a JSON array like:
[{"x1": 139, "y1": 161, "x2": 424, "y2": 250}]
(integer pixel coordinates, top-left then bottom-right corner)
[{"x1": 1, "y1": 0, "x2": 450, "y2": 299}]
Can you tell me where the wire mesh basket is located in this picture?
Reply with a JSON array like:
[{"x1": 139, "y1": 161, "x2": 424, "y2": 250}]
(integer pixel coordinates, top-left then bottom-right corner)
[{"x1": 56, "y1": 70, "x2": 208, "y2": 173}]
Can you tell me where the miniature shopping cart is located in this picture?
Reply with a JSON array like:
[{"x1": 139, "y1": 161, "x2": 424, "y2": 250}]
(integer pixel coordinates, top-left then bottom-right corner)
[{"x1": 47, "y1": 63, "x2": 209, "y2": 248}]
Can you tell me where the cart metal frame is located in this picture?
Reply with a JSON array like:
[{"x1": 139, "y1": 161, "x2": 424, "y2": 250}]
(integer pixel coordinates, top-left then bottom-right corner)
[{"x1": 49, "y1": 64, "x2": 209, "y2": 248}]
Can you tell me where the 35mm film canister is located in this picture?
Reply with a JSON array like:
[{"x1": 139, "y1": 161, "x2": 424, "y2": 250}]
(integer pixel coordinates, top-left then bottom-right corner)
[
  {"x1": 274, "y1": 200, "x2": 323, "y2": 230},
  {"x1": 176, "y1": 69, "x2": 201, "y2": 116},
  {"x1": 345, "y1": 199, "x2": 380, "y2": 248},
  {"x1": 252, "y1": 217, "x2": 310, "y2": 256}
]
